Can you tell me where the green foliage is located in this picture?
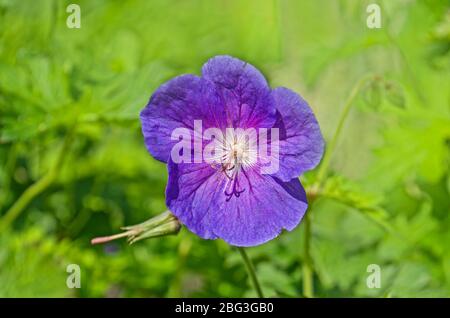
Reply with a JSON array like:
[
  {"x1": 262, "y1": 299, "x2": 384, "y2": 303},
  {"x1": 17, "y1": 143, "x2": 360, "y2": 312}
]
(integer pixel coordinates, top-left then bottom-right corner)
[{"x1": 0, "y1": 0, "x2": 449, "y2": 297}]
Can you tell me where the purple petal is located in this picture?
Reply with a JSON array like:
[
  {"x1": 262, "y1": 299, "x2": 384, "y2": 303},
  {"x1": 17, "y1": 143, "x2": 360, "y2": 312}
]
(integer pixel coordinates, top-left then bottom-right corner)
[
  {"x1": 166, "y1": 160, "x2": 307, "y2": 246},
  {"x1": 140, "y1": 74, "x2": 225, "y2": 163},
  {"x1": 271, "y1": 87, "x2": 324, "y2": 181},
  {"x1": 202, "y1": 55, "x2": 276, "y2": 129},
  {"x1": 210, "y1": 171, "x2": 307, "y2": 246},
  {"x1": 166, "y1": 158, "x2": 219, "y2": 240}
]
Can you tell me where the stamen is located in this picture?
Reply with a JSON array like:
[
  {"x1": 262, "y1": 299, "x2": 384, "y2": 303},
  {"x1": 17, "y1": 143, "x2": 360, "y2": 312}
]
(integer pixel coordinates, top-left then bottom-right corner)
[
  {"x1": 218, "y1": 129, "x2": 256, "y2": 201},
  {"x1": 224, "y1": 174, "x2": 245, "y2": 202}
]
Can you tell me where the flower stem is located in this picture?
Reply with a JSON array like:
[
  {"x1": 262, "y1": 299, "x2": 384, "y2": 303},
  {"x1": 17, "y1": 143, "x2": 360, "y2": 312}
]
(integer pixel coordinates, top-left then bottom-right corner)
[
  {"x1": 0, "y1": 129, "x2": 74, "y2": 231},
  {"x1": 90, "y1": 231, "x2": 131, "y2": 244},
  {"x1": 303, "y1": 74, "x2": 373, "y2": 297},
  {"x1": 314, "y1": 74, "x2": 373, "y2": 189},
  {"x1": 302, "y1": 212, "x2": 314, "y2": 298},
  {"x1": 237, "y1": 247, "x2": 264, "y2": 298}
]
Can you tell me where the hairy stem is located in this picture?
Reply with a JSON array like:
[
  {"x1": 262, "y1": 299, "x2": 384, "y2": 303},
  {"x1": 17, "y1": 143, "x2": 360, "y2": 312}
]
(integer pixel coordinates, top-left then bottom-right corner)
[{"x1": 237, "y1": 247, "x2": 264, "y2": 298}]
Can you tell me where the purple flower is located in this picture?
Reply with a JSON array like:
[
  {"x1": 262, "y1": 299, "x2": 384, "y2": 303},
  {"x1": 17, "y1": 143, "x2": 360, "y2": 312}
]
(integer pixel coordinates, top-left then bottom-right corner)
[{"x1": 140, "y1": 55, "x2": 324, "y2": 246}]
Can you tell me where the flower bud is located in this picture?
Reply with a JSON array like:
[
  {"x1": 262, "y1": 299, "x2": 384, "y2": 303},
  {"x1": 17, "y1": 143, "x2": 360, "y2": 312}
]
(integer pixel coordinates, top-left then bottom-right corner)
[{"x1": 91, "y1": 210, "x2": 181, "y2": 245}]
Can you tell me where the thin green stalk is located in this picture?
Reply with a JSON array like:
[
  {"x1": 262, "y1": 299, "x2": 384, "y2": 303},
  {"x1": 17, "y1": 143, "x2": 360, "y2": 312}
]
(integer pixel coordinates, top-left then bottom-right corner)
[
  {"x1": 237, "y1": 247, "x2": 264, "y2": 298},
  {"x1": 167, "y1": 236, "x2": 192, "y2": 297},
  {"x1": 314, "y1": 74, "x2": 373, "y2": 189},
  {"x1": 303, "y1": 74, "x2": 373, "y2": 298},
  {"x1": 302, "y1": 213, "x2": 314, "y2": 298},
  {"x1": 379, "y1": 0, "x2": 426, "y2": 103},
  {"x1": 0, "y1": 130, "x2": 74, "y2": 231}
]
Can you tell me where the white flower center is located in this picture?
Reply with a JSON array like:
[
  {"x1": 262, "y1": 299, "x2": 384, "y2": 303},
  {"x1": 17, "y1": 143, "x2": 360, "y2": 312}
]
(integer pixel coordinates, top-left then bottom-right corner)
[{"x1": 213, "y1": 129, "x2": 258, "y2": 201}]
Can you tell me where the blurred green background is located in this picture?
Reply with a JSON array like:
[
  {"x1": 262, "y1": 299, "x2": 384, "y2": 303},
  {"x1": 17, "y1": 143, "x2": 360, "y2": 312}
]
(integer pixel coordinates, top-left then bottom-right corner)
[{"x1": 0, "y1": 0, "x2": 449, "y2": 297}]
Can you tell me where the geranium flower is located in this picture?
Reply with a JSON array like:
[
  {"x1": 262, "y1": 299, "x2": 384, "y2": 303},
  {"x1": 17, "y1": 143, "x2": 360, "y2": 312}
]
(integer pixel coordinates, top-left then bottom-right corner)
[{"x1": 140, "y1": 55, "x2": 324, "y2": 246}]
